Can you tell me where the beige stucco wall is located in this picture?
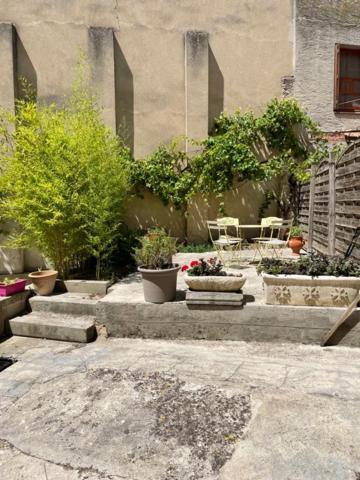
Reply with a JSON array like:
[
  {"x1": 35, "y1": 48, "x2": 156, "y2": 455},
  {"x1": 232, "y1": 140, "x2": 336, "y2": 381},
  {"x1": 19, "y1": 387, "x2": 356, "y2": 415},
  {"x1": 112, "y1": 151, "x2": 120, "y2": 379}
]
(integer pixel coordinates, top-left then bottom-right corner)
[
  {"x1": 0, "y1": 0, "x2": 294, "y2": 243},
  {"x1": 127, "y1": 178, "x2": 281, "y2": 243}
]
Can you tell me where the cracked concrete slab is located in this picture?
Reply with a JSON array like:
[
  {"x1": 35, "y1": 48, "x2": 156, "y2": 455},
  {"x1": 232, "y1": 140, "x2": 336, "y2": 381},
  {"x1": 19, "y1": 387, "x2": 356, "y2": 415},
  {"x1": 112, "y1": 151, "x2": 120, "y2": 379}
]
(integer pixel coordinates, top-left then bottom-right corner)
[{"x1": 0, "y1": 336, "x2": 360, "y2": 479}]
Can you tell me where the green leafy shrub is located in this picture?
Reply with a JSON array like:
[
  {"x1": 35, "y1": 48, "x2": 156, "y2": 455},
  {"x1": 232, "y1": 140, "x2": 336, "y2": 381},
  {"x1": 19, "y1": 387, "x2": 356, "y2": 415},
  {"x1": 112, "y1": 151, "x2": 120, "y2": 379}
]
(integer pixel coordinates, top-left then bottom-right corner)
[
  {"x1": 133, "y1": 228, "x2": 177, "y2": 269},
  {"x1": 130, "y1": 139, "x2": 193, "y2": 209},
  {"x1": 0, "y1": 74, "x2": 131, "y2": 279},
  {"x1": 129, "y1": 98, "x2": 329, "y2": 212},
  {"x1": 258, "y1": 252, "x2": 360, "y2": 277}
]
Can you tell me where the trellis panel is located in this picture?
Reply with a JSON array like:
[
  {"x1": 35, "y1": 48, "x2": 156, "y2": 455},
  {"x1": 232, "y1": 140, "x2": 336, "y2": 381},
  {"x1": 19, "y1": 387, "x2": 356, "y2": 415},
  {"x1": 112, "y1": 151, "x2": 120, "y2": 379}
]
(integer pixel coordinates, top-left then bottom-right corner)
[{"x1": 298, "y1": 141, "x2": 360, "y2": 260}]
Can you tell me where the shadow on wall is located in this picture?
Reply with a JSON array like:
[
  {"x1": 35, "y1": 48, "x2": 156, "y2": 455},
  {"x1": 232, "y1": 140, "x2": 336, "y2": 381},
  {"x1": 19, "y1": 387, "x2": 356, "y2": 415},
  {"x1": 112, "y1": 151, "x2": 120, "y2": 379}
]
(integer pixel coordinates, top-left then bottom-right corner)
[
  {"x1": 125, "y1": 190, "x2": 186, "y2": 241},
  {"x1": 16, "y1": 34, "x2": 37, "y2": 99},
  {"x1": 208, "y1": 46, "x2": 224, "y2": 133},
  {"x1": 114, "y1": 35, "x2": 134, "y2": 154}
]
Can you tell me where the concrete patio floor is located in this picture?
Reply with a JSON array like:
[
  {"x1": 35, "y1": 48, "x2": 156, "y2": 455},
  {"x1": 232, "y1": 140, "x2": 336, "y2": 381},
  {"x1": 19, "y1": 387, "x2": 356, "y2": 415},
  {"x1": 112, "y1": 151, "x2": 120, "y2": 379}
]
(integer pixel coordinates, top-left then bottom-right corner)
[{"x1": 0, "y1": 335, "x2": 360, "y2": 479}]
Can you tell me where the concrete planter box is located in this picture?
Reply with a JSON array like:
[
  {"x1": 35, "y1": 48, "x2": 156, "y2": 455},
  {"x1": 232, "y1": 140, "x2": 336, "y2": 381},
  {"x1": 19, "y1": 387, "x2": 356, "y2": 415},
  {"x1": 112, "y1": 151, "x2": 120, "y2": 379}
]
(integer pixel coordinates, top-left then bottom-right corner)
[
  {"x1": 64, "y1": 280, "x2": 111, "y2": 296},
  {"x1": 263, "y1": 273, "x2": 360, "y2": 307},
  {"x1": 184, "y1": 274, "x2": 246, "y2": 292},
  {"x1": 0, "y1": 248, "x2": 24, "y2": 275}
]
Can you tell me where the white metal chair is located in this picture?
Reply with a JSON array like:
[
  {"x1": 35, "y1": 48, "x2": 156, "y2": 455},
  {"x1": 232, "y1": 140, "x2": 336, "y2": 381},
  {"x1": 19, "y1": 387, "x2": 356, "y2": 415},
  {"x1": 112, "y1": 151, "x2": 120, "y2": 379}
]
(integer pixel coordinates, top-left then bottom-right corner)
[
  {"x1": 255, "y1": 219, "x2": 293, "y2": 264},
  {"x1": 207, "y1": 219, "x2": 242, "y2": 265},
  {"x1": 251, "y1": 217, "x2": 283, "y2": 242}
]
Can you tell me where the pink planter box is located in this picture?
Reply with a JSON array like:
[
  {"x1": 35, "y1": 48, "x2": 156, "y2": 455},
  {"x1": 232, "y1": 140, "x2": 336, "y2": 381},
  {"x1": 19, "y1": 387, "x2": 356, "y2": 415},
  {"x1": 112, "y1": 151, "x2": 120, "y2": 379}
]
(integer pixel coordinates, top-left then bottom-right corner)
[{"x1": 0, "y1": 279, "x2": 27, "y2": 297}]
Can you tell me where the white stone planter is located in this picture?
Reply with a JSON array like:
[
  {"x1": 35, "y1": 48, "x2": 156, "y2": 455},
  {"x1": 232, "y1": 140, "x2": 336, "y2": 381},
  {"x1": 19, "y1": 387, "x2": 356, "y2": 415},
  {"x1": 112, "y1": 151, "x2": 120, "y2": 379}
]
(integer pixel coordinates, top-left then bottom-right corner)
[
  {"x1": 184, "y1": 274, "x2": 246, "y2": 292},
  {"x1": 262, "y1": 273, "x2": 360, "y2": 307},
  {"x1": 0, "y1": 247, "x2": 24, "y2": 275}
]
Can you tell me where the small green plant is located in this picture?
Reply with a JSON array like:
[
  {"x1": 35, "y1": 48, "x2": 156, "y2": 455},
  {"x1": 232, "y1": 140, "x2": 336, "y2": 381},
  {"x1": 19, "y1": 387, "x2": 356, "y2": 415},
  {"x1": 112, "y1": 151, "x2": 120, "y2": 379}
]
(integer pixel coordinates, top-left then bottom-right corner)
[
  {"x1": 0, "y1": 277, "x2": 18, "y2": 286},
  {"x1": 133, "y1": 228, "x2": 177, "y2": 269},
  {"x1": 289, "y1": 226, "x2": 303, "y2": 237},
  {"x1": 258, "y1": 252, "x2": 360, "y2": 277}
]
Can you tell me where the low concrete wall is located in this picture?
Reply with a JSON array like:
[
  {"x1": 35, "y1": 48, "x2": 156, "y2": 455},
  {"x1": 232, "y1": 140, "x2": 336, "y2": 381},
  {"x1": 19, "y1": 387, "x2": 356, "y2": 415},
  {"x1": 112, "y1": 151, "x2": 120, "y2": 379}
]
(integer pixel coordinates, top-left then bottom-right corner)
[
  {"x1": 96, "y1": 299, "x2": 360, "y2": 347},
  {"x1": 0, "y1": 291, "x2": 29, "y2": 337}
]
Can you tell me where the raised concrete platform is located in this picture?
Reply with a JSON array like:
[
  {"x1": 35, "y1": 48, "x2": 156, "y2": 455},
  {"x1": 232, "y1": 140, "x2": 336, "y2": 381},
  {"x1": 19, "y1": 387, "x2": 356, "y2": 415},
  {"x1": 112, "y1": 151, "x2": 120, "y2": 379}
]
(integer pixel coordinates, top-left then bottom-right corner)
[
  {"x1": 9, "y1": 312, "x2": 96, "y2": 343},
  {"x1": 97, "y1": 292, "x2": 360, "y2": 346},
  {"x1": 30, "y1": 292, "x2": 98, "y2": 316},
  {"x1": 0, "y1": 291, "x2": 29, "y2": 337},
  {"x1": 20, "y1": 253, "x2": 360, "y2": 347}
]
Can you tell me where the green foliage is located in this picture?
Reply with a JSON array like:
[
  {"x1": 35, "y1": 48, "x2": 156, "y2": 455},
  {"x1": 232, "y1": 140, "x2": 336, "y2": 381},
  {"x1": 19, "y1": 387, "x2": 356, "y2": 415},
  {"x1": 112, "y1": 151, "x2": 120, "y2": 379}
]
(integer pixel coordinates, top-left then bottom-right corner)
[
  {"x1": 130, "y1": 139, "x2": 192, "y2": 209},
  {"x1": 129, "y1": 98, "x2": 329, "y2": 211},
  {"x1": 289, "y1": 226, "x2": 303, "y2": 237},
  {"x1": 0, "y1": 74, "x2": 130, "y2": 279},
  {"x1": 258, "y1": 190, "x2": 276, "y2": 221},
  {"x1": 258, "y1": 252, "x2": 360, "y2": 277},
  {"x1": 133, "y1": 228, "x2": 177, "y2": 269},
  {"x1": 0, "y1": 277, "x2": 19, "y2": 286},
  {"x1": 177, "y1": 242, "x2": 213, "y2": 253}
]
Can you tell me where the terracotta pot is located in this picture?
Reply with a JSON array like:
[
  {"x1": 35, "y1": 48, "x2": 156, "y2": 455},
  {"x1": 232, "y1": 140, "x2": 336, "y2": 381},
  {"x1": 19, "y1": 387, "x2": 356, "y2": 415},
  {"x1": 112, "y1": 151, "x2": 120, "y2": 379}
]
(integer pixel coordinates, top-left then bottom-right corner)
[
  {"x1": 29, "y1": 270, "x2": 58, "y2": 296},
  {"x1": 288, "y1": 236, "x2": 304, "y2": 255},
  {"x1": 138, "y1": 264, "x2": 180, "y2": 303}
]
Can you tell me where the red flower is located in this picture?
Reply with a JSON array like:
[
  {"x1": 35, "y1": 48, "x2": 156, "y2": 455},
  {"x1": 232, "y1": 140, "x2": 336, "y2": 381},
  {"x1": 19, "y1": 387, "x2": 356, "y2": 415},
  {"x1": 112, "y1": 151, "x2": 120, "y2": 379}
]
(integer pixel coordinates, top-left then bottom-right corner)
[
  {"x1": 190, "y1": 260, "x2": 200, "y2": 267},
  {"x1": 181, "y1": 265, "x2": 189, "y2": 272}
]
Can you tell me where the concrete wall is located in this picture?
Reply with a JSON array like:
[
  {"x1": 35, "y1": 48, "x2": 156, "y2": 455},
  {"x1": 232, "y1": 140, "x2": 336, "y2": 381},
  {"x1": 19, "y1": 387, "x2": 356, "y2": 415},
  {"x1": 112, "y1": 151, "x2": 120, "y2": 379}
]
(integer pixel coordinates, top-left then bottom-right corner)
[
  {"x1": 0, "y1": 0, "x2": 294, "y2": 242},
  {"x1": 294, "y1": 0, "x2": 360, "y2": 133},
  {"x1": 0, "y1": 0, "x2": 294, "y2": 151}
]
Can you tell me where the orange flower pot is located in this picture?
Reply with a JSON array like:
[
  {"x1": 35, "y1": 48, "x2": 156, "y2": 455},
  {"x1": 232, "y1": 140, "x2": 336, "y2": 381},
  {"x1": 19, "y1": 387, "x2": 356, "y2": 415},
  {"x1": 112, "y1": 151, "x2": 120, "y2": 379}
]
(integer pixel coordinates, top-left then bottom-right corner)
[{"x1": 288, "y1": 236, "x2": 304, "y2": 256}]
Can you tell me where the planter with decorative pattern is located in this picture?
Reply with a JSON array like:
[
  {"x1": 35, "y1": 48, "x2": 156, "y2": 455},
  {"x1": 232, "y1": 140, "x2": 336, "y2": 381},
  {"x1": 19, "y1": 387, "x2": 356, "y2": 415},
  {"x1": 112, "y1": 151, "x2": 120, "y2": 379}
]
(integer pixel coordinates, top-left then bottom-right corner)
[{"x1": 262, "y1": 273, "x2": 360, "y2": 307}]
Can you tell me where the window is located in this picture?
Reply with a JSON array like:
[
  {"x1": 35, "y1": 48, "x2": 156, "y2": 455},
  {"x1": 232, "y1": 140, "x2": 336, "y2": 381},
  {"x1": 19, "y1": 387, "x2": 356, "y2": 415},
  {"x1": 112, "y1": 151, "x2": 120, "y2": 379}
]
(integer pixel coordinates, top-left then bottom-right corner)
[{"x1": 334, "y1": 44, "x2": 360, "y2": 112}]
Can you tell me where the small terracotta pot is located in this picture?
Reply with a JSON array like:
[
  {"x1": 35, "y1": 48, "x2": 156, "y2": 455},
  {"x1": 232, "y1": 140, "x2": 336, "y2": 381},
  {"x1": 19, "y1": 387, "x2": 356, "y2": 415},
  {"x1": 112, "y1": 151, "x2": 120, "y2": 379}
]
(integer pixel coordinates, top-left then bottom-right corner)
[
  {"x1": 28, "y1": 270, "x2": 58, "y2": 296},
  {"x1": 288, "y1": 236, "x2": 304, "y2": 256}
]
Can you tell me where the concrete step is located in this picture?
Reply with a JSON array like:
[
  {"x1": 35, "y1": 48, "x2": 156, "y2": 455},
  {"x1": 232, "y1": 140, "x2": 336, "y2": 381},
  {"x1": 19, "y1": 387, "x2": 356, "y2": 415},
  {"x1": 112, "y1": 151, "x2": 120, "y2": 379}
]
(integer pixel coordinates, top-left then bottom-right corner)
[
  {"x1": 9, "y1": 312, "x2": 96, "y2": 343},
  {"x1": 30, "y1": 293, "x2": 98, "y2": 316}
]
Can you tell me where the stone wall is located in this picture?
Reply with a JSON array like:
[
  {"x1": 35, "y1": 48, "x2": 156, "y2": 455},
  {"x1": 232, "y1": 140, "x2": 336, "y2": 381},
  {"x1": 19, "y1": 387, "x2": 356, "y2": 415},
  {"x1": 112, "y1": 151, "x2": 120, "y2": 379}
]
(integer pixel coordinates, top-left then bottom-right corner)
[
  {"x1": 294, "y1": 0, "x2": 360, "y2": 133},
  {"x1": 0, "y1": 0, "x2": 294, "y2": 243}
]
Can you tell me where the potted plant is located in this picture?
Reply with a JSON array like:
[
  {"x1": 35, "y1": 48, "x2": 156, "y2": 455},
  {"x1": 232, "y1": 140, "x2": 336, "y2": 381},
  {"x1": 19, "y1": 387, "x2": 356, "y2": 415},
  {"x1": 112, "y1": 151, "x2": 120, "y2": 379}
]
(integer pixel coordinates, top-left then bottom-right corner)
[
  {"x1": 288, "y1": 226, "x2": 305, "y2": 255},
  {"x1": 134, "y1": 229, "x2": 180, "y2": 303},
  {"x1": 28, "y1": 269, "x2": 58, "y2": 296},
  {"x1": 258, "y1": 252, "x2": 360, "y2": 307},
  {"x1": 182, "y1": 258, "x2": 246, "y2": 292},
  {"x1": 0, "y1": 277, "x2": 27, "y2": 297}
]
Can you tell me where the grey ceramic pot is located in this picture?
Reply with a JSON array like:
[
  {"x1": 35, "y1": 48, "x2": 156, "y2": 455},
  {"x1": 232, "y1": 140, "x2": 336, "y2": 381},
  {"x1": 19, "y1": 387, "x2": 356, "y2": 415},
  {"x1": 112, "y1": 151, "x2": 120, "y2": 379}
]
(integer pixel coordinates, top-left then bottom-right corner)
[{"x1": 138, "y1": 264, "x2": 180, "y2": 303}]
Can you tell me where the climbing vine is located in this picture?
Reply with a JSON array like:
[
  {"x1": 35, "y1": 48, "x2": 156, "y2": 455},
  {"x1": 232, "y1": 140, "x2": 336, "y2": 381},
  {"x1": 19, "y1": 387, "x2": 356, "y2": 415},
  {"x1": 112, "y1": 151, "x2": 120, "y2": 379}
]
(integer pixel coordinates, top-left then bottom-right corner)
[{"x1": 129, "y1": 98, "x2": 329, "y2": 211}]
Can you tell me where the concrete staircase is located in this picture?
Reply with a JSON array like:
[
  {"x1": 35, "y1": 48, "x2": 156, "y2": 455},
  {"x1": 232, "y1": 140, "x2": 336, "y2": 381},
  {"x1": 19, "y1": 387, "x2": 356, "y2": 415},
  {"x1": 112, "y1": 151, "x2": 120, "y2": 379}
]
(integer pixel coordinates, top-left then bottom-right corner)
[
  {"x1": 9, "y1": 311, "x2": 96, "y2": 343},
  {"x1": 7, "y1": 293, "x2": 98, "y2": 343},
  {"x1": 29, "y1": 292, "x2": 98, "y2": 316}
]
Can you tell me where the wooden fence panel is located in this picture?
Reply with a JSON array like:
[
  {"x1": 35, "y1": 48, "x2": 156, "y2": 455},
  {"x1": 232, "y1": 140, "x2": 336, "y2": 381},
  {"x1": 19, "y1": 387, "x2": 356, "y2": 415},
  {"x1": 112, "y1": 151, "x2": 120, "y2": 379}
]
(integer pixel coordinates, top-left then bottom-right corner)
[
  {"x1": 334, "y1": 142, "x2": 360, "y2": 260},
  {"x1": 298, "y1": 141, "x2": 360, "y2": 259}
]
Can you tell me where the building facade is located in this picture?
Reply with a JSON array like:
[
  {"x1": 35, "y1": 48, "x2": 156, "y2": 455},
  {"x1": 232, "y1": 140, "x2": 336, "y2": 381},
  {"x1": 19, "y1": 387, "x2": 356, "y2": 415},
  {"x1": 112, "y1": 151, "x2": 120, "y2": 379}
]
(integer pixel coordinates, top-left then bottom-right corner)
[{"x1": 0, "y1": 1, "x2": 358, "y2": 243}]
